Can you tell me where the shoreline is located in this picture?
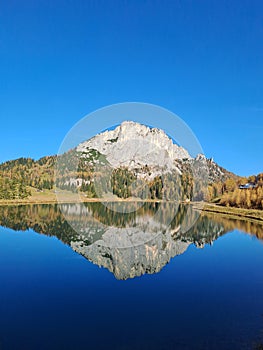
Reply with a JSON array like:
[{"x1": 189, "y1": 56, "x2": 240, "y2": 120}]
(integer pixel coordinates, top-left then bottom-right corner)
[{"x1": 198, "y1": 203, "x2": 263, "y2": 223}]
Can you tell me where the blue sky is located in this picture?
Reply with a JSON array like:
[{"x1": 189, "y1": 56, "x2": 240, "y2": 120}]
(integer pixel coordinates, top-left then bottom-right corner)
[{"x1": 0, "y1": 0, "x2": 262, "y2": 176}]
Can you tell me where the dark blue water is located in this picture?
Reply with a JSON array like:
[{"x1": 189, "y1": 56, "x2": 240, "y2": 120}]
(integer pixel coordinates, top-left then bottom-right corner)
[{"x1": 0, "y1": 205, "x2": 263, "y2": 349}]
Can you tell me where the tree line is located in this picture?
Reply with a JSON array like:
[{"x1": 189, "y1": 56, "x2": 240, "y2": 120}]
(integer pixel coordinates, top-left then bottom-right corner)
[{"x1": 1, "y1": 151, "x2": 263, "y2": 210}]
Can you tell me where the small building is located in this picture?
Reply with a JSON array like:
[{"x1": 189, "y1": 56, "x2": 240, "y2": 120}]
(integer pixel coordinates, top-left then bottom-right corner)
[{"x1": 239, "y1": 183, "x2": 257, "y2": 189}]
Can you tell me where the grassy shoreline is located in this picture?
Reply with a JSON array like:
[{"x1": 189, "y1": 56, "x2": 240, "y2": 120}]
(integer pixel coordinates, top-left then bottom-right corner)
[
  {"x1": 198, "y1": 203, "x2": 263, "y2": 222},
  {"x1": 0, "y1": 190, "x2": 163, "y2": 206}
]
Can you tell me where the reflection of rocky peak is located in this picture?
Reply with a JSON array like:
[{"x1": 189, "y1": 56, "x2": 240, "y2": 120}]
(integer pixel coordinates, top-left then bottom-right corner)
[
  {"x1": 77, "y1": 121, "x2": 190, "y2": 172},
  {"x1": 67, "y1": 206, "x2": 227, "y2": 280},
  {"x1": 71, "y1": 229, "x2": 190, "y2": 280}
]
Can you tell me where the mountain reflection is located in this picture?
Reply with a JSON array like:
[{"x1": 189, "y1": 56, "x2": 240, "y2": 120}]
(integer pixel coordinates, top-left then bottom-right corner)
[{"x1": 0, "y1": 203, "x2": 262, "y2": 280}]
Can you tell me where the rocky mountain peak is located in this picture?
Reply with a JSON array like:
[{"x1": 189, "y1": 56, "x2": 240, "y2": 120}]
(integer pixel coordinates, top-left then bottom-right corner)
[{"x1": 77, "y1": 121, "x2": 191, "y2": 173}]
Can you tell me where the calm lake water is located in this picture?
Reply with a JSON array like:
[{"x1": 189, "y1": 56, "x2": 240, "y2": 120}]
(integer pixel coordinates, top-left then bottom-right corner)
[{"x1": 0, "y1": 203, "x2": 263, "y2": 350}]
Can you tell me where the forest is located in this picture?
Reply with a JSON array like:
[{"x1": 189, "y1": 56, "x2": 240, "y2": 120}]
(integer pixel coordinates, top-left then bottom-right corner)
[
  {"x1": 0, "y1": 156, "x2": 55, "y2": 199},
  {"x1": 207, "y1": 174, "x2": 263, "y2": 209},
  {"x1": 0, "y1": 154, "x2": 262, "y2": 211}
]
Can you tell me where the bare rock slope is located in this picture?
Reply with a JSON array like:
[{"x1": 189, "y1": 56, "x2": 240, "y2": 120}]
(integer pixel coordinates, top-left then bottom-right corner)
[{"x1": 77, "y1": 121, "x2": 190, "y2": 172}]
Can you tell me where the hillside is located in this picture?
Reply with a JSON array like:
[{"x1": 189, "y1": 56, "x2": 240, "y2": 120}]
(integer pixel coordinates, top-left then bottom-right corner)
[
  {"x1": 218, "y1": 173, "x2": 263, "y2": 209},
  {"x1": 0, "y1": 156, "x2": 55, "y2": 199}
]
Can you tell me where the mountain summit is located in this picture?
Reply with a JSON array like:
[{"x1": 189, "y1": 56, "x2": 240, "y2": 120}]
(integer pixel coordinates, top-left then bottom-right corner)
[{"x1": 77, "y1": 121, "x2": 190, "y2": 173}]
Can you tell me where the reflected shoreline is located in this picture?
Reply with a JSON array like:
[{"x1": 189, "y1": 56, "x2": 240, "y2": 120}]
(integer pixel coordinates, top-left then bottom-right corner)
[
  {"x1": 1, "y1": 198, "x2": 262, "y2": 223},
  {"x1": 0, "y1": 202, "x2": 263, "y2": 280}
]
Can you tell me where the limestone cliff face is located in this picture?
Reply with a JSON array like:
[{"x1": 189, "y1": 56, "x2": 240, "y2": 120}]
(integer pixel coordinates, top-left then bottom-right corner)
[
  {"x1": 77, "y1": 121, "x2": 190, "y2": 173},
  {"x1": 75, "y1": 121, "x2": 235, "y2": 184}
]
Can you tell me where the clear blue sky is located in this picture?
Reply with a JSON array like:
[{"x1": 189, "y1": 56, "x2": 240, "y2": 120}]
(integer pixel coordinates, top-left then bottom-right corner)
[{"x1": 0, "y1": 0, "x2": 262, "y2": 176}]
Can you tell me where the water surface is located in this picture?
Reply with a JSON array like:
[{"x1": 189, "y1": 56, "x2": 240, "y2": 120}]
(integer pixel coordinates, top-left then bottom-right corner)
[{"x1": 0, "y1": 203, "x2": 263, "y2": 349}]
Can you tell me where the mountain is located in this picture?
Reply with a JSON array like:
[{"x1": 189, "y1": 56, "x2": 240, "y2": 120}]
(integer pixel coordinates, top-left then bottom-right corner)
[
  {"x1": 76, "y1": 121, "x2": 234, "y2": 182},
  {"x1": 77, "y1": 121, "x2": 190, "y2": 175},
  {"x1": 0, "y1": 121, "x2": 238, "y2": 201},
  {"x1": 61, "y1": 121, "x2": 237, "y2": 200}
]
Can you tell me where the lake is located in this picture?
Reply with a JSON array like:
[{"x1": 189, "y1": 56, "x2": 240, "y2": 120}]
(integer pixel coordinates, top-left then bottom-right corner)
[{"x1": 0, "y1": 203, "x2": 263, "y2": 349}]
